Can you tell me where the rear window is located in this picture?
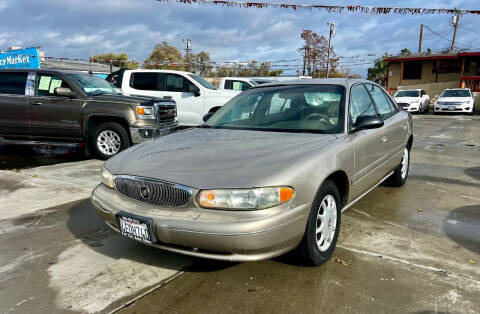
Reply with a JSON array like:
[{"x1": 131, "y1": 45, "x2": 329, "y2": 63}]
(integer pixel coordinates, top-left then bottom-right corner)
[
  {"x1": 0, "y1": 72, "x2": 28, "y2": 95},
  {"x1": 130, "y1": 72, "x2": 160, "y2": 90}
]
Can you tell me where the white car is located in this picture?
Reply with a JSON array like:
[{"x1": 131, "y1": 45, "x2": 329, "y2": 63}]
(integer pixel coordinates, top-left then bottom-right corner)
[
  {"x1": 219, "y1": 77, "x2": 258, "y2": 91},
  {"x1": 434, "y1": 88, "x2": 475, "y2": 114},
  {"x1": 394, "y1": 89, "x2": 430, "y2": 113},
  {"x1": 118, "y1": 70, "x2": 240, "y2": 126}
]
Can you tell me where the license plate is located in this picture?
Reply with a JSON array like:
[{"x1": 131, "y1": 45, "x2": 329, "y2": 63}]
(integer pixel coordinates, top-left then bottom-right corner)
[
  {"x1": 117, "y1": 215, "x2": 153, "y2": 244},
  {"x1": 448, "y1": 106, "x2": 456, "y2": 110}
]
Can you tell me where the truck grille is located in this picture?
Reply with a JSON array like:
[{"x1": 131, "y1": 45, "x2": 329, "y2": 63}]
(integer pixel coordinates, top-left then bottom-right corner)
[
  {"x1": 114, "y1": 175, "x2": 192, "y2": 207},
  {"x1": 155, "y1": 103, "x2": 177, "y2": 123}
]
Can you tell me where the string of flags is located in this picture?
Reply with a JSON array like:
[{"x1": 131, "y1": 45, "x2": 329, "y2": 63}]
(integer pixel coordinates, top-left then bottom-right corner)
[{"x1": 156, "y1": 0, "x2": 480, "y2": 15}]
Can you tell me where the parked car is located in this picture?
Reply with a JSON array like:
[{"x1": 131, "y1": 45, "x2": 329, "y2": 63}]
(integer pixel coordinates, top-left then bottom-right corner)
[
  {"x1": 434, "y1": 88, "x2": 475, "y2": 114},
  {"x1": 393, "y1": 89, "x2": 430, "y2": 113},
  {"x1": 110, "y1": 69, "x2": 240, "y2": 126},
  {"x1": 0, "y1": 69, "x2": 178, "y2": 159},
  {"x1": 218, "y1": 77, "x2": 258, "y2": 91},
  {"x1": 91, "y1": 78, "x2": 413, "y2": 265}
]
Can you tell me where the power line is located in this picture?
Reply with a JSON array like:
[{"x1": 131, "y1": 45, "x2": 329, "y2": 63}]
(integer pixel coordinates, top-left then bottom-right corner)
[{"x1": 424, "y1": 25, "x2": 475, "y2": 49}]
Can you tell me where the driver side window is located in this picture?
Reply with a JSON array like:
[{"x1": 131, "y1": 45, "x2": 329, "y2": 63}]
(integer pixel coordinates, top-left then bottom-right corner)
[
  {"x1": 35, "y1": 74, "x2": 70, "y2": 96},
  {"x1": 349, "y1": 85, "x2": 377, "y2": 126}
]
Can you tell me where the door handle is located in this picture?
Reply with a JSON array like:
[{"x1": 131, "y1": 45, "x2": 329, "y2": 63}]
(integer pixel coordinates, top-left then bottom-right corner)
[
  {"x1": 380, "y1": 136, "x2": 388, "y2": 143},
  {"x1": 31, "y1": 102, "x2": 42, "y2": 106}
]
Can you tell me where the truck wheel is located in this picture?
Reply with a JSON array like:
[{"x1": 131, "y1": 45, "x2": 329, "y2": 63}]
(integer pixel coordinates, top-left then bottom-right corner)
[
  {"x1": 91, "y1": 122, "x2": 130, "y2": 160},
  {"x1": 299, "y1": 180, "x2": 341, "y2": 266}
]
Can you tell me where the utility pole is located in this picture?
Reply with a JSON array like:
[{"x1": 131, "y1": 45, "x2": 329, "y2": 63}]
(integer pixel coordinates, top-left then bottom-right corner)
[
  {"x1": 183, "y1": 39, "x2": 192, "y2": 71},
  {"x1": 451, "y1": 12, "x2": 460, "y2": 52},
  {"x1": 326, "y1": 22, "x2": 335, "y2": 78},
  {"x1": 418, "y1": 24, "x2": 424, "y2": 53}
]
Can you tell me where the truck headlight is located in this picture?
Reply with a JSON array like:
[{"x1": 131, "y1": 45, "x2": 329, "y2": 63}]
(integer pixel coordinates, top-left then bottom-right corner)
[
  {"x1": 136, "y1": 106, "x2": 155, "y2": 119},
  {"x1": 101, "y1": 167, "x2": 114, "y2": 189},
  {"x1": 197, "y1": 187, "x2": 295, "y2": 210}
]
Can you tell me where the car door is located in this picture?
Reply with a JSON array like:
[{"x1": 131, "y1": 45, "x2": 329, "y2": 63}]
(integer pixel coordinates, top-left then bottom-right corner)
[
  {"x1": 348, "y1": 84, "x2": 388, "y2": 195},
  {"x1": 27, "y1": 72, "x2": 83, "y2": 139},
  {"x1": 162, "y1": 73, "x2": 204, "y2": 125},
  {"x1": 0, "y1": 71, "x2": 29, "y2": 136},
  {"x1": 365, "y1": 84, "x2": 406, "y2": 172}
]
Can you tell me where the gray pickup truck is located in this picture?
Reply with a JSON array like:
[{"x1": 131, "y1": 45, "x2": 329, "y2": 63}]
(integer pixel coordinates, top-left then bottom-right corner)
[{"x1": 0, "y1": 69, "x2": 178, "y2": 159}]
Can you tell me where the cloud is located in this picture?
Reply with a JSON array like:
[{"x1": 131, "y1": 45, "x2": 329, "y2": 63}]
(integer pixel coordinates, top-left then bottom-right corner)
[{"x1": 0, "y1": 0, "x2": 479, "y2": 76}]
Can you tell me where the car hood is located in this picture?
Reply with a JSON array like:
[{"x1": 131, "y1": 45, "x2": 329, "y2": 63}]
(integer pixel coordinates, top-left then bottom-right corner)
[
  {"x1": 106, "y1": 128, "x2": 337, "y2": 189},
  {"x1": 394, "y1": 97, "x2": 419, "y2": 103},
  {"x1": 90, "y1": 94, "x2": 171, "y2": 105},
  {"x1": 437, "y1": 97, "x2": 471, "y2": 103}
]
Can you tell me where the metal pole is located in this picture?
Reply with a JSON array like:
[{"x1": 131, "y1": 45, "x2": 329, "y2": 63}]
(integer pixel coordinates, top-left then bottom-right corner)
[
  {"x1": 326, "y1": 22, "x2": 335, "y2": 78},
  {"x1": 451, "y1": 12, "x2": 460, "y2": 52},
  {"x1": 418, "y1": 24, "x2": 424, "y2": 53}
]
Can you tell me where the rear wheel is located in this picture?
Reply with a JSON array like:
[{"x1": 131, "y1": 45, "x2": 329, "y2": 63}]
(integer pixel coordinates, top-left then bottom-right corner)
[
  {"x1": 90, "y1": 122, "x2": 130, "y2": 160},
  {"x1": 300, "y1": 180, "x2": 341, "y2": 266},
  {"x1": 387, "y1": 147, "x2": 410, "y2": 187}
]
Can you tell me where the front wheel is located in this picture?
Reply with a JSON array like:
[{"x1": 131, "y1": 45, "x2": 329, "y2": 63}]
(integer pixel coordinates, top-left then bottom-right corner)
[
  {"x1": 387, "y1": 147, "x2": 410, "y2": 187},
  {"x1": 300, "y1": 180, "x2": 342, "y2": 266},
  {"x1": 91, "y1": 122, "x2": 130, "y2": 160}
]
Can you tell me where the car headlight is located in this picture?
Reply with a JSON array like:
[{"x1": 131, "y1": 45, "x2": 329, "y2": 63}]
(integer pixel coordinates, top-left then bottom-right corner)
[
  {"x1": 136, "y1": 105, "x2": 155, "y2": 119},
  {"x1": 197, "y1": 186, "x2": 295, "y2": 210},
  {"x1": 101, "y1": 166, "x2": 114, "y2": 189}
]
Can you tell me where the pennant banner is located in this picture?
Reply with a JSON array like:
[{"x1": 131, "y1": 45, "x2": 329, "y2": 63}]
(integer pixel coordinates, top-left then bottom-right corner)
[{"x1": 156, "y1": 0, "x2": 480, "y2": 15}]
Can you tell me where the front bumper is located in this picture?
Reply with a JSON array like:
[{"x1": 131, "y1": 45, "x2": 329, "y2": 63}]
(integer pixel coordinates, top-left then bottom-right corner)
[
  {"x1": 434, "y1": 105, "x2": 473, "y2": 113},
  {"x1": 129, "y1": 123, "x2": 179, "y2": 144},
  {"x1": 91, "y1": 184, "x2": 310, "y2": 261}
]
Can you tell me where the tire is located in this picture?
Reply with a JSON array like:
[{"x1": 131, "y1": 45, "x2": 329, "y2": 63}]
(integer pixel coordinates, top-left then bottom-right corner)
[
  {"x1": 387, "y1": 147, "x2": 410, "y2": 187},
  {"x1": 90, "y1": 122, "x2": 130, "y2": 160},
  {"x1": 300, "y1": 180, "x2": 342, "y2": 266}
]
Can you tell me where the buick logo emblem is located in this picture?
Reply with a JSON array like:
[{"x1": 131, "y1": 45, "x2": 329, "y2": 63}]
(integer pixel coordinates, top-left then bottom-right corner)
[{"x1": 140, "y1": 186, "x2": 150, "y2": 199}]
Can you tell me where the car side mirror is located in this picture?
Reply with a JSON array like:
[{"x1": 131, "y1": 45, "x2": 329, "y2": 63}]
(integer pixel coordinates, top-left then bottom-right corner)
[
  {"x1": 54, "y1": 87, "x2": 76, "y2": 98},
  {"x1": 189, "y1": 85, "x2": 201, "y2": 97},
  {"x1": 203, "y1": 112, "x2": 214, "y2": 122},
  {"x1": 352, "y1": 116, "x2": 384, "y2": 133}
]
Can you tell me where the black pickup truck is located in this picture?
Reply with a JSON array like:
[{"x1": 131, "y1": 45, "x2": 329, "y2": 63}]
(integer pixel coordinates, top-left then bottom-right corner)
[{"x1": 0, "y1": 69, "x2": 178, "y2": 159}]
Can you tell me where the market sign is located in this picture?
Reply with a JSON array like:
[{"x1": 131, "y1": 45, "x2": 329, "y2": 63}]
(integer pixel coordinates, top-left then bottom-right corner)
[{"x1": 0, "y1": 47, "x2": 41, "y2": 69}]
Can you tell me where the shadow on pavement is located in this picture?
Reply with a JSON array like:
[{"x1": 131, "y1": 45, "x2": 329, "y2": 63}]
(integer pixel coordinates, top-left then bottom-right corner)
[
  {"x1": 0, "y1": 144, "x2": 86, "y2": 170},
  {"x1": 465, "y1": 166, "x2": 480, "y2": 181},
  {"x1": 443, "y1": 204, "x2": 480, "y2": 255},
  {"x1": 66, "y1": 199, "x2": 234, "y2": 272}
]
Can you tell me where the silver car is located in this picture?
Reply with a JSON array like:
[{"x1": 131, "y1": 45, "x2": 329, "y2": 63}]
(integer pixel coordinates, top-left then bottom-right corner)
[{"x1": 91, "y1": 79, "x2": 413, "y2": 266}]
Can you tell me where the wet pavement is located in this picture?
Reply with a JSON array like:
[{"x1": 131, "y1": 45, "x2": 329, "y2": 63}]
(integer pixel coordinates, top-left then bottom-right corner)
[{"x1": 0, "y1": 114, "x2": 479, "y2": 313}]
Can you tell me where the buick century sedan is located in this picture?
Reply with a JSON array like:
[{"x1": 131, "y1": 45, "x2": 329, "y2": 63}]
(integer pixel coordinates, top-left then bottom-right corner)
[{"x1": 91, "y1": 79, "x2": 413, "y2": 266}]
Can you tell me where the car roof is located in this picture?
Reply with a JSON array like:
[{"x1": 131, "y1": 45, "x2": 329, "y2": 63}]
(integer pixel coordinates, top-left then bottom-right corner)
[
  {"x1": 249, "y1": 78, "x2": 372, "y2": 89},
  {"x1": 0, "y1": 68, "x2": 88, "y2": 75},
  {"x1": 397, "y1": 89, "x2": 422, "y2": 91},
  {"x1": 127, "y1": 69, "x2": 194, "y2": 75},
  {"x1": 445, "y1": 88, "x2": 469, "y2": 90}
]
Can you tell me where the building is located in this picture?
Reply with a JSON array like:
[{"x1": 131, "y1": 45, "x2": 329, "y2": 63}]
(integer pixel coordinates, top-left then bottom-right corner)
[{"x1": 385, "y1": 51, "x2": 480, "y2": 98}]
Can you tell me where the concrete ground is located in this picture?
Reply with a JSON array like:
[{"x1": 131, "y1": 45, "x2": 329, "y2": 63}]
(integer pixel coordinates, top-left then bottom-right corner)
[{"x1": 0, "y1": 114, "x2": 479, "y2": 314}]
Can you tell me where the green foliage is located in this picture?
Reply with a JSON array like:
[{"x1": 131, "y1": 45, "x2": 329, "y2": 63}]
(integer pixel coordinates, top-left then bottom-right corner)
[
  {"x1": 91, "y1": 52, "x2": 138, "y2": 69},
  {"x1": 144, "y1": 41, "x2": 184, "y2": 70},
  {"x1": 367, "y1": 53, "x2": 389, "y2": 82}
]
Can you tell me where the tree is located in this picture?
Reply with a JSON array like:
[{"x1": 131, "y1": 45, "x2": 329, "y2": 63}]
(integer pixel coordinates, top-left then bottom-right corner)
[
  {"x1": 400, "y1": 48, "x2": 412, "y2": 55},
  {"x1": 190, "y1": 51, "x2": 213, "y2": 76},
  {"x1": 144, "y1": 41, "x2": 184, "y2": 70},
  {"x1": 329, "y1": 67, "x2": 361, "y2": 79},
  {"x1": 91, "y1": 52, "x2": 138, "y2": 69},
  {"x1": 367, "y1": 52, "x2": 389, "y2": 84},
  {"x1": 298, "y1": 29, "x2": 338, "y2": 78}
]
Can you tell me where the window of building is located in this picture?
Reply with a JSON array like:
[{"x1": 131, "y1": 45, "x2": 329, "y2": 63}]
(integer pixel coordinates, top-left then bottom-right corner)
[
  {"x1": 403, "y1": 62, "x2": 422, "y2": 80},
  {"x1": 432, "y1": 59, "x2": 461, "y2": 74}
]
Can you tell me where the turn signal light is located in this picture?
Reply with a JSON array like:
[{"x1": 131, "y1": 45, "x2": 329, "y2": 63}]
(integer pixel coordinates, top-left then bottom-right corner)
[
  {"x1": 280, "y1": 187, "x2": 295, "y2": 202},
  {"x1": 136, "y1": 107, "x2": 145, "y2": 115}
]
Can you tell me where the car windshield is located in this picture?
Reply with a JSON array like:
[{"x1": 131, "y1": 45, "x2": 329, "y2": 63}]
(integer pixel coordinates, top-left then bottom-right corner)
[
  {"x1": 441, "y1": 90, "x2": 471, "y2": 97},
  {"x1": 188, "y1": 73, "x2": 217, "y2": 90},
  {"x1": 395, "y1": 90, "x2": 420, "y2": 97},
  {"x1": 68, "y1": 73, "x2": 120, "y2": 95},
  {"x1": 204, "y1": 84, "x2": 345, "y2": 134}
]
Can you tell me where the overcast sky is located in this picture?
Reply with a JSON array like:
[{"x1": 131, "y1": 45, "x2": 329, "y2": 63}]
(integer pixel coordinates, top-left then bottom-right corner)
[{"x1": 1, "y1": 0, "x2": 480, "y2": 76}]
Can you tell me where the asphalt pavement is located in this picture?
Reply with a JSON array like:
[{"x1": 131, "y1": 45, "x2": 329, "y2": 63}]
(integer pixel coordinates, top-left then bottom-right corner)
[{"x1": 0, "y1": 114, "x2": 479, "y2": 314}]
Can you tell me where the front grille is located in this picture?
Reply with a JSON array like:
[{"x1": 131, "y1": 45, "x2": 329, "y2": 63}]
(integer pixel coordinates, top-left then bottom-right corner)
[
  {"x1": 114, "y1": 176, "x2": 192, "y2": 207},
  {"x1": 398, "y1": 103, "x2": 409, "y2": 108},
  {"x1": 155, "y1": 104, "x2": 177, "y2": 123}
]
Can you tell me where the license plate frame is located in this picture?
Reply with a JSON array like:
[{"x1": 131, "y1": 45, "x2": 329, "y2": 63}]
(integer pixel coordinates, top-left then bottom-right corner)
[{"x1": 116, "y1": 212, "x2": 156, "y2": 244}]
